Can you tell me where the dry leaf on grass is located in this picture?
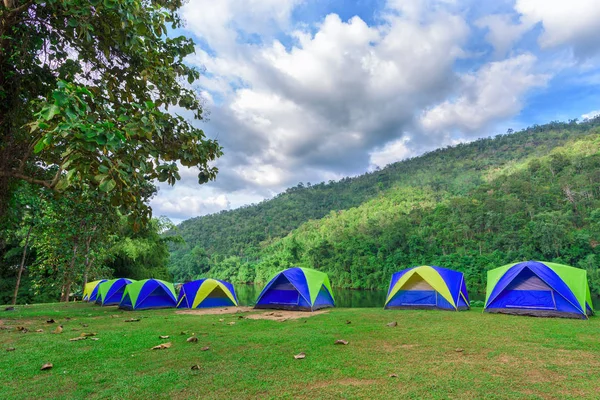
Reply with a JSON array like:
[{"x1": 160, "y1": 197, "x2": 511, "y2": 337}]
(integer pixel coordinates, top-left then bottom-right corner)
[
  {"x1": 389, "y1": 374, "x2": 398, "y2": 378},
  {"x1": 187, "y1": 336, "x2": 198, "y2": 343},
  {"x1": 218, "y1": 318, "x2": 224, "y2": 322},
  {"x1": 201, "y1": 346, "x2": 210, "y2": 351},
  {"x1": 6, "y1": 347, "x2": 15, "y2": 352},
  {"x1": 294, "y1": 352, "x2": 306, "y2": 360},
  {"x1": 346, "y1": 320, "x2": 351, "y2": 324},
  {"x1": 16, "y1": 326, "x2": 28, "y2": 333},
  {"x1": 334, "y1": 340, "x2": 349, "y2": 345},
  {"x1": 35, "y1": 329, "x2": 43, "y2": 333},
  {"x1": 80, "y1": 332, "x2": 96, "y2": 337},
  {"x1": 386, "y1": 321, "x2": 398, "y2": 328},
  {"x1": 52, "y1": 326, "x2": 63, "y2": 334},
  {"x1": 159, "y1": 335, "x2": 169, "y2": 339},
  {"x1": 81, "y1": 324, "x2": 89, "y2": 328},
  {"x1": 41, "y1": 363, "x2": 53, "y2": 370},
  {"x1": 227, "y1": 322, "x2": 235, "y2": 326},
  {"x1": 124, "y1": 318, "x2": 140, "y2": 323},
  {"x1": 69, "y1": 337, "x2": 87, "y2": 342},
  {"x1": 191, "y1": 364, "x2": 201, "y2": 370},
  {"x1": 151, "y1": 342, "x2": 172, "y2": 350},
  {"x1": 90, "y1": 338, "x2": 99, "y2": 341},
  {"x1": 455, "y1": 348, "x2": 464, "y2": 352}
]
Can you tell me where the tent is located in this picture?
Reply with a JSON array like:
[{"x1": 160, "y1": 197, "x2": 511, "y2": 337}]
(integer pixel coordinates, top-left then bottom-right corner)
[
  {"x1": 95, "y1": 278, "x2": 134, "y2": 306},
  {"x1": 83, "y1": 279, "x2": 107, "y2": 302},
  {"x1": 254, "y1": 267, "x2": 335, "y2": 311},
  {"x1": 384, "y1": 265, "x2": 469, "y2": 310},
  {"x1": 176, "y1": 279, "x2": 238, "y2": 309},
  {"x1": 119, "y1": 279, "x2": 177, "y2": 310},
  {"x1": 485, "y1": 261, "x2": 594, "y2": 319}
]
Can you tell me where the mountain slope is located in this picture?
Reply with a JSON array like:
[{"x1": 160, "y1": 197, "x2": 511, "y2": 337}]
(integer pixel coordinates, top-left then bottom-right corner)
[{"x1": 169, "y1": 119, "x2": 600, "y2": 288}]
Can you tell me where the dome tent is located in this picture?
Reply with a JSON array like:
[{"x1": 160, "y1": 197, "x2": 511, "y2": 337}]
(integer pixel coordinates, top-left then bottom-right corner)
[
  {"x1": 485, "y1": 261, "x2": 594, "y2": 319},
  {"x1": 176, "y1": 279, "x2": 238, "y2": 309},
  {"x1": 255, "y1": 267, "x2": 335, "y2": 311},
  {"x1": 119, "y1": 279, "x2": 177, "y2": 310},
  {"x1": 384, "y1": 266, "x2": 469, "y2": 311},
  {"x1": 95, "y1": 278, "x2": 134, "y2": 306},
  {"x1": 83, "y1": 279, "x2": 107, "y2": 302}
]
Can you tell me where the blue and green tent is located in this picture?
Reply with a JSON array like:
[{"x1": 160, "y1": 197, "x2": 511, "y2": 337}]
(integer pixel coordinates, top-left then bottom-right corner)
[
  {"x1": 119, "y1": 279, "x2": 177, "y2": 310},
  {"x1": 83, "y1": 279, "x2": 107, "y2": 302},
  {"x1": 176, "y1": 279, "x2": 238, "y2": 309},
  {"x1": 384, "y1": 266, "x2": 469, "y2": 310},
  {"x1": 95, "y1": 278, "x2": 133, "y2": 306},
  {"x1": 255, "y1": 267, "x2": 335, "y2": 311},
  {"x1": 485, "y1": 261, "x2": 594, "y2": 319}
]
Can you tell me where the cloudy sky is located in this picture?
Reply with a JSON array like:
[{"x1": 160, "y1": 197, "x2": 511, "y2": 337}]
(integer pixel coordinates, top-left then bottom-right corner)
[{"x1": 151, "y1": 0, "x2": 600, "y2": 223}]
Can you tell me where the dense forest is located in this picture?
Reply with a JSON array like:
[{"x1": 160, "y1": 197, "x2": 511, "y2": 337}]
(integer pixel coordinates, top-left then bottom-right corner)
[
  {"x1": 0, "y1": 1, "x2": 220, "y2": 304},
  {"x1": 169, "y1": 118, "x2": 600, "y2": 295}
]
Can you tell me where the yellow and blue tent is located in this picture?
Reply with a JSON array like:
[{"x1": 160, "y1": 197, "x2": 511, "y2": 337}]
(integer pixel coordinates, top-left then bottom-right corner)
[
  {"x1": 83, "y1": 279, "x2": 107, "y2": 302},
  {"x1": 385, "y1": 266, "x2": 469, "y2": 310},
  {"x1": 176, "y1": 279, "x2": 238, "y2": 309}
]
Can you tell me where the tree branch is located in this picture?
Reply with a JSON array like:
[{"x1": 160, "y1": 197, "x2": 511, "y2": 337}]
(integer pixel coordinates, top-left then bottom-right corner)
[{"x1": 0, "y1": 170, "x2": 52, "y2": 188}]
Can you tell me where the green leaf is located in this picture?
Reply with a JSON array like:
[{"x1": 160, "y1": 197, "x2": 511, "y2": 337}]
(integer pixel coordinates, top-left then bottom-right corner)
[
  {"x1": 33, "y1": 140, "x2": 46, "y2": 154},
  {"x1": 99, "y1": 178, "x2": 116, "y2": 192},
  {"x1": 94, "y1": 174, "x2": 108, "y2": 182},
  {"x1": 66, "y1": 169, "x2": 77, "y2": 181},
  {"x1": 45, "y1": 104, "x2": 61, "y2": 121}
]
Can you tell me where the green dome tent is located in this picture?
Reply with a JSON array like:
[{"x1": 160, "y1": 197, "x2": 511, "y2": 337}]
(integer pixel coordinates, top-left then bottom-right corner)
[{"x1": 119, "y1": 279, "x2": 177, "y2": 310}]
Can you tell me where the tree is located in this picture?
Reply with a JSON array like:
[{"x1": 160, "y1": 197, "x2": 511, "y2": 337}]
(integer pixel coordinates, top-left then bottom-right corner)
[{"x1": 0, "y1": 0, "x2": 222, "y2": 223}]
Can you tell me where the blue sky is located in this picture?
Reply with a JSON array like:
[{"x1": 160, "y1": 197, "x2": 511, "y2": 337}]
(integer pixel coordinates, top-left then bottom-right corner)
[{"x1": 152, "y1": 0, "x2": 600, "y2": 223}]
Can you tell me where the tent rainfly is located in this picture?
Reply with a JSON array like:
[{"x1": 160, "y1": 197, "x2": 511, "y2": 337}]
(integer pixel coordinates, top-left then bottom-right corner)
[
  {"x1": 119, "y1": 279, "x2": 177, "y2": 310},
  {"x1": 96, "y1": 278, "x2": 134, "y2": 306},
  {"x1": 254, "y1": 267, "x2": 335, "y2": 311},
  {"x1": 176, "y1": 279, "x2": 238, "y2": 309},
  {"x1": 83, "y1": 279, "x2": 107, "y2": 302},
  {"x1": 384, "y1": 266, "x2": 469, "y2": 311},
  {"x1": 485, "y1": 261, "x2": 594, "y2": 319}
]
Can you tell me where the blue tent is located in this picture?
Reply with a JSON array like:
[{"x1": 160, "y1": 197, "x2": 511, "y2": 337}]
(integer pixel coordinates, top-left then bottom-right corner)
[
  {"x1": 485, "y1": 261, "x2": 594, "y2": 319},
  {"x1": 177, "y1": 279, "x2": 238, "y2": 309},
  {"x1": 119, "y1": 279, "x2": 177, "y2": 310},
  {"x1": 255, "y1": 267, "x2": 335, "y2": 311},
  {"x1": 384, "y1": 266, "x2": 469, "y2": 310},
  {"x1": 95, "y1": 278, "x2": 133, "y2": 306}
]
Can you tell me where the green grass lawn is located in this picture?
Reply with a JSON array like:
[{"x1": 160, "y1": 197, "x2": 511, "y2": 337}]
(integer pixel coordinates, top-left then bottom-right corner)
[{"x1": 2, "y1": 303, "x2": 600, "y2": 399}]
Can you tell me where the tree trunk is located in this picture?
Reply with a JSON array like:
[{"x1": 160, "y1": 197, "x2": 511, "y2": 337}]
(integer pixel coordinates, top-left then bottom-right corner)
[
  {"x1": 12, "y1": 223, "x2": 32, "y2": 305},
  {"x1": 61, "y1": 241, "x2": 79, "y2": 302},
  {"x1": 82, "y1": 225, "x2": 97, "y2": 288}
]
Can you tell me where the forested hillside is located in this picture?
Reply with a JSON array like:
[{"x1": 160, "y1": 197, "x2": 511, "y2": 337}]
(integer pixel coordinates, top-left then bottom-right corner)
[{"x1": 169, "y1": 119, "x2": 600, "y2": 294}]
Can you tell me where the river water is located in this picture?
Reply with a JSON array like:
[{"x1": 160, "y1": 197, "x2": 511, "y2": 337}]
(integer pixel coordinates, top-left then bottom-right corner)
[{"x1": 235, "y1": 284, "x2": 600, "y2": 309}]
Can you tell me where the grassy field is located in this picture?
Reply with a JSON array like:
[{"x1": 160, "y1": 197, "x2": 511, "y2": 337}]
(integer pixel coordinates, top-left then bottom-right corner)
[{"x1": 2, "y1": 303, "x2": 600, "y2": 400}]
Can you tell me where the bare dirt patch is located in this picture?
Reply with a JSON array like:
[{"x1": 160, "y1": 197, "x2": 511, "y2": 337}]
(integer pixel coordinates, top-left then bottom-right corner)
[
  {"x1": 244, "y1": 310, "x2": 329, "y2": 321},
  {"x1": 175, "y1": 306, "x2": 253, "y2": 316},
  {"x1": 175, "y1": 307, "x2": 329, "y2": 321}
]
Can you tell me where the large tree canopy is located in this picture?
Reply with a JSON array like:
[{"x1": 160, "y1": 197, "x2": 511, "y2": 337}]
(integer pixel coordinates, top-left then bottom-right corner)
[{"x1": 0, "y1": 0, "x2": 221, "y2": 221}]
